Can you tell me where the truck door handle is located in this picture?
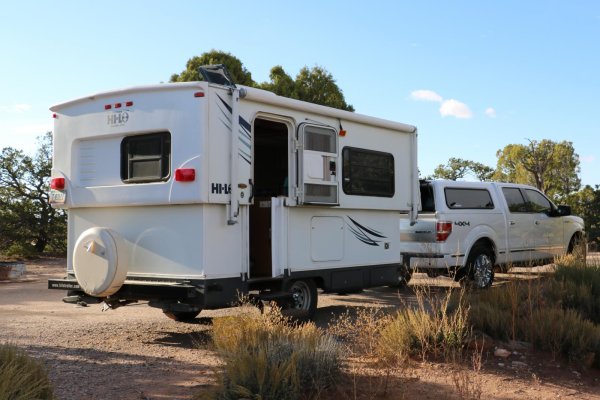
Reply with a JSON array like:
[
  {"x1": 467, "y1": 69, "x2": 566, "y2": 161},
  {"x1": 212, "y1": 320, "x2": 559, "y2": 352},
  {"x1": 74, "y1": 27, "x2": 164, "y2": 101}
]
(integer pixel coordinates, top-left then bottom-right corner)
[{"x1": 509, "y1": 220, "x2": 516, "y2": 226}]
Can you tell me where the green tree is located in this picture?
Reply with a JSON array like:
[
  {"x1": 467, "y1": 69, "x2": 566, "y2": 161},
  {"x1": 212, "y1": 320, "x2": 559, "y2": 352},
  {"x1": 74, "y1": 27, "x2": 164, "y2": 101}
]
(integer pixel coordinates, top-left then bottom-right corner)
[
  {"x1": 171, "y1": 51, "x2": 354, "y2": 111},
  {"x1": 431, "y1": 157, "x2": 494, "y2": 181},
  {"x1": 170, "y1": 49, "x2": 255, "y2": 86},
  {"x1": 493, "y1": 139, "x2": 580, "y2": 199},
  {"x1": 0, "y1": 132, "x2": 66, "y2": 255},
  {"x1": 565, "y1": 185, "x2": 600, "y2": 245}
]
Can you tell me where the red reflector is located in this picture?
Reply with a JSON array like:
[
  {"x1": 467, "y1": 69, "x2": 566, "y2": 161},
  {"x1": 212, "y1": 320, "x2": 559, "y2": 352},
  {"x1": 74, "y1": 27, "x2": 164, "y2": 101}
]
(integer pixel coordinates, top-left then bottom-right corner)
[
  {"x1": 125, "y1": 101, "x2": 133, "y2": 107},
  {"x1": 115, "y1": 103, "x2": 122, "y2": 108},
  {"x1": 104, "y1": 104, "x2": 112, "y2": 110},
  {"x1": 52, "y1": 113, "x2": 57, "y2": 119},
  {"x1": 436, "y1": 221, "x2": 453, "y2": 242},
  {"x1": 175, "y1": 168, "x2": 196, "y2": 182},
  {"x1": 194, "y1": 92, "x2": 205, "y2": 98},
  {"x1": 50, "y1": 177, "x2": 65, "y2": 190}
]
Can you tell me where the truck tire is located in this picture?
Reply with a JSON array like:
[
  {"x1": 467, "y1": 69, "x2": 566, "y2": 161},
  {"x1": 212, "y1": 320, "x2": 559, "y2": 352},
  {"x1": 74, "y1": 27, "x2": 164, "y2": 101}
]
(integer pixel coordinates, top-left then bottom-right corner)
[
  {"x1": 568, "y1": 234, "x2": 587, "y2": 263},
  {"x1": 464, "y1": 243, "x2": 494, "y2": 289},
  {"x1": 285, "y1": 279, "x2": 318, "y2": 319}
]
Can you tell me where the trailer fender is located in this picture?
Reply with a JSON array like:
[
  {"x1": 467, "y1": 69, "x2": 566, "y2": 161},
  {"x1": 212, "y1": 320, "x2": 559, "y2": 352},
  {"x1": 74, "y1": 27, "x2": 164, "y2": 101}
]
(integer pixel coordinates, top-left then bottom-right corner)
[{"x1": 73, "y1": 227, "x2": 129, "y2": 297}]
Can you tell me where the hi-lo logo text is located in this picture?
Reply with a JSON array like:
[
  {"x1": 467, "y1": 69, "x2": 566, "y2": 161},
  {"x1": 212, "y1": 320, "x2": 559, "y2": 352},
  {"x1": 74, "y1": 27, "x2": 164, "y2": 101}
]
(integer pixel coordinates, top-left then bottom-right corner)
[{"x1": 107, "y1": 111, "x2": 129, "y2": 127}]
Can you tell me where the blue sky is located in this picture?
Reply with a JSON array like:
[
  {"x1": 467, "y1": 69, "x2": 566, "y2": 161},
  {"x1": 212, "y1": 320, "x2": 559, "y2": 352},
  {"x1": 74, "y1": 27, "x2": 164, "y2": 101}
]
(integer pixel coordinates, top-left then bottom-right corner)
[{"x1": 1, "y1": 1, "x2": 599, "y2": 186}]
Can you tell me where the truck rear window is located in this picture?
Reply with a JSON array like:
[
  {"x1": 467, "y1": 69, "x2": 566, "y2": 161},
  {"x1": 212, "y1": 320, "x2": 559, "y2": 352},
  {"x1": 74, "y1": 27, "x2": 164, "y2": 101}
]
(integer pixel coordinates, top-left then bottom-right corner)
[
  {"x1": 444, "y1": 188, "x2": 494, "y2": 209},
  {"x1": 121, "y1": 132, "x2": 171, "y2": 183}
]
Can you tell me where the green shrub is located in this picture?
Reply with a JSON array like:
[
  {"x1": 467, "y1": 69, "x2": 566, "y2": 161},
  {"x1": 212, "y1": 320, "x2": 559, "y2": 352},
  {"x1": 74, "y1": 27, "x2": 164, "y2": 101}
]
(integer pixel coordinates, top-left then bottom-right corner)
[
  {"x1": 553, "y1": 257, "x2": 600, "y2": 324},
  {"x1": 0, "y1": 343, "x2": 54, "y2": 400},
  {"x1": 202, "y1": 306, "x2": 340, "y2": 400}
]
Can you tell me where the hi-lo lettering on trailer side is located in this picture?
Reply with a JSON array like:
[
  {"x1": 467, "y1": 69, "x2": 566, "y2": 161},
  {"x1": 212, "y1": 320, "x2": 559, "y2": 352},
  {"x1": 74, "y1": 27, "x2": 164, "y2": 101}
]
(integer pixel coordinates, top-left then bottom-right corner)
[{"x1": 48, "y1": 66, "x2": 419, "y2": 320}]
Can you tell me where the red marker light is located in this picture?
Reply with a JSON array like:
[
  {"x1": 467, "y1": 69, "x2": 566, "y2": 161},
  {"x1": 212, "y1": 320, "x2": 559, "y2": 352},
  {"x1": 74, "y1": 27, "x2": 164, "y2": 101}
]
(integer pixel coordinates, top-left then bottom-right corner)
[
  {"x1": 50, "y1": 177, "x2": 65, "y2": 190},
  {"x1": 125, "y1": 101, "x2": 133, "y2": 107},
  {"x1": 115, "y1": 103, "x2": 122, "y2": 109},
  {"x1": 194, "y1": 92, "x2": 205, "y2": 98},
  {"x1": 175, "y1": 168, "x2": 196, "y2": 182},
  {"x1": 52, "y1": 113, "x2": 57, "y2": 119},
  {"x1": 104, "y1": 104, "x2": 112, "y2": 110}
]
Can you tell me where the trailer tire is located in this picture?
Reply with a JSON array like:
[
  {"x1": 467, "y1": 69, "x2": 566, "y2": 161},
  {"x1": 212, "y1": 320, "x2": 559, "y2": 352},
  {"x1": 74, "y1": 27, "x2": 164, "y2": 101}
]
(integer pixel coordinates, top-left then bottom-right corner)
[
  {"x1": 463, "y1": 243, "x2": 495, "y2": 289},
  {"x1": 284, "y1": 279, "x2": 318, "y2": 319},
  {"x1": 163, "y1": 310, "x2": 201, "y2": 322}
]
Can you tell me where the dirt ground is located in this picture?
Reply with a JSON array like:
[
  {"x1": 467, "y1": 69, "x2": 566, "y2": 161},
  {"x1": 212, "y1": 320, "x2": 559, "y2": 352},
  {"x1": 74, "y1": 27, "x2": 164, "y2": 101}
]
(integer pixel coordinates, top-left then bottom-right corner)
[{"x1": 1, "y1": 258, "x2": 600, "y2": 400}]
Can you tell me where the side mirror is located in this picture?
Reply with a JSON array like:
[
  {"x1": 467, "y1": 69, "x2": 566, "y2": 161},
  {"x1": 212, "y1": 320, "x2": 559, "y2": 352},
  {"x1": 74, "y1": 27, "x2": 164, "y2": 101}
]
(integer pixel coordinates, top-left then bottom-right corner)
[{"x1": 556, "y1": 205, "x2": 571, "y2": 217}]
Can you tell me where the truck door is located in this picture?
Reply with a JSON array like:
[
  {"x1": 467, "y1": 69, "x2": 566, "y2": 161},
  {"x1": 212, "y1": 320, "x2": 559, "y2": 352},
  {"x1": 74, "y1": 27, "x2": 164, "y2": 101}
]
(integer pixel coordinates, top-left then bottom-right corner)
[
  {"x1": 523, "y1": 188, "x2": 562, "y2": 260},
  {"x1": 501, "y1": 187, "x2": 536, "y2": 263}
]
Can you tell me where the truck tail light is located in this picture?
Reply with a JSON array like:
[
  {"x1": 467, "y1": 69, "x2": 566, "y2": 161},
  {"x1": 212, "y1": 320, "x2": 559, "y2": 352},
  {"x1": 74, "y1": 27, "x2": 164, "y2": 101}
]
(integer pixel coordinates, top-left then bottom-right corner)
[
  {"x1": 436, "y1": 221, "x2": 452, "y2": 242},
  {"x1": 175, "y1": 168, "x2": 196, "y2": 182},
  {"x1": 50, "y1": 177, "x2": 65, "y2": 190}
]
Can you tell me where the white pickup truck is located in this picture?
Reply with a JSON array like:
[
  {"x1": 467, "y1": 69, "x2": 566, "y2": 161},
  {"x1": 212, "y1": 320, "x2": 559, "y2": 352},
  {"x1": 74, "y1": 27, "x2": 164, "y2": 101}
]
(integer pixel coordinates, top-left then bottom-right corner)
[{"x1": 399, "y1": 180, "x2": 585, "y2": 288}]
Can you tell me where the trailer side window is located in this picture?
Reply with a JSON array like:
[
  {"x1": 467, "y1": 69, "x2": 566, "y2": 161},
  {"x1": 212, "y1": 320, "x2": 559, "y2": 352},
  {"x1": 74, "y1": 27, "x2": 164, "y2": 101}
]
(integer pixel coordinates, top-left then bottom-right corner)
[
  {"x1": 121, "y1": 132, "x2": 171, "y2": 183},
  {"x1": 342, "y1": 147, "x2": 394, "y2": 197}
]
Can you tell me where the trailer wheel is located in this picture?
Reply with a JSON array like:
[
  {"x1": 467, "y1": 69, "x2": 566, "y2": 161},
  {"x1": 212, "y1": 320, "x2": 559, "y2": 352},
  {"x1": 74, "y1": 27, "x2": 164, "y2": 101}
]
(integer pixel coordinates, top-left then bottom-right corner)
[
  {"x1": 285, "y1": 279, "x2": 318, "y2": 319},
  {"x1": 464, "y1": 243, "x2": 495, "y2": 289},
  {"x1": 163, "y1": 310, "x2": 201, "y2": 322}
]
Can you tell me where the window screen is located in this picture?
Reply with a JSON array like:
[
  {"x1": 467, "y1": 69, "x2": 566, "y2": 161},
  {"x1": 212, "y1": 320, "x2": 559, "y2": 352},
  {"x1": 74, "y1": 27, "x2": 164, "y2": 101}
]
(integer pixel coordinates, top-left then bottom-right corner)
[
  {"x1": 445, "y1": 188, "x2": 494, "y2": 209},
  {"x1": 342, "y1": 147, "x2": 394, "y2": 197},
  {"x1": 121, "y1": 132, "x2": 171, "y2": 183}
]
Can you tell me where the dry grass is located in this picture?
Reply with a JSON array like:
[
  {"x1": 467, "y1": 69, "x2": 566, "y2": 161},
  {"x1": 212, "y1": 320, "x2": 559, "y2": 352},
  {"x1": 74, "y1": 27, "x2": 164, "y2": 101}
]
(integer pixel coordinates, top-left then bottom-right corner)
[
  {"x1": 199, "y1": 304, "x2": 341, "y2": 400},
  {"x1": 0, "y1": 343, "x2": 54, "y2": 400}
]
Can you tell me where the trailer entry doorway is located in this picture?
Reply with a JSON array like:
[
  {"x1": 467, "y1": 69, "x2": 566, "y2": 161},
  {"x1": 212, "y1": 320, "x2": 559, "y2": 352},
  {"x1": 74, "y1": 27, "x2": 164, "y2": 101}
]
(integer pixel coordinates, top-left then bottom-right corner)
[{"x1": 249, "y1": 117, "x2": 290, "y2": 278}]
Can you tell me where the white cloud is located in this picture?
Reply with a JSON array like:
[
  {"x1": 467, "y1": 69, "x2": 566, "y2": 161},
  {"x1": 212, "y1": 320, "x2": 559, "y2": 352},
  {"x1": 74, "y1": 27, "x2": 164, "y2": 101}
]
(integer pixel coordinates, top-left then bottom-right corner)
[
  {"x1": 485, "y1": 107, "x2": 497, "y2": 118},
  {"x1": 410, "y1": 90, "x2": 443, "y2": 103},
  {"x1": 439, "y1": 99, "x2": 473, "y2": 119}
]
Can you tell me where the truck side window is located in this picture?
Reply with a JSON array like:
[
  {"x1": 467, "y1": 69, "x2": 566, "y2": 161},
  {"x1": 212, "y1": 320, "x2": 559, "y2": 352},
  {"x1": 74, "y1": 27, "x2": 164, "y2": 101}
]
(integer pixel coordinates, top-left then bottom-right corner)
[
  {"x1": 444, "y1": 188, "x2": 494, "y2": 209},
  {"x1": 121, "y1": 132, "x2": 171, "y2": 183},
  {"x1": 502, "y1": 187, "x2": 528, "y2": 213},
  {"x1": 524, "y1": 189, "x2": 553, "y2": 214}
]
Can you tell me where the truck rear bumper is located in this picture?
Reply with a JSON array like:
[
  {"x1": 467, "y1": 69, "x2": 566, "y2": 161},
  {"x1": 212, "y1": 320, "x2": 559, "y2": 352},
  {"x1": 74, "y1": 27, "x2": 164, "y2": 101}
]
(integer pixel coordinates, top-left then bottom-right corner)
[{"x1": 402, "y1": 252, "x2": 465, "y2": 270}]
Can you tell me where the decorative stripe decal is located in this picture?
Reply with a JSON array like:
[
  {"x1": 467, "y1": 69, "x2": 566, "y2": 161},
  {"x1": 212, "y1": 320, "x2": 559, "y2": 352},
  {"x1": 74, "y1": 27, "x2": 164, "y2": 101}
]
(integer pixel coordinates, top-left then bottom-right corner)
[
  {"x1": 216, "y1": 94, "x2": 252, "y2": 165},
  {"x1": 346, "y1": 216, "x2": 387, "y2": 246}
]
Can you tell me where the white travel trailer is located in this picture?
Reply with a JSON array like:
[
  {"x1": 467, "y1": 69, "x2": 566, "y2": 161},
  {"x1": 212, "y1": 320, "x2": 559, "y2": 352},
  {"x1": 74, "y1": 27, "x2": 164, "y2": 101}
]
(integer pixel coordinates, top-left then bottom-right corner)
[{"x1": 48, "y1": 66, "x2": 419, "y2": 320}]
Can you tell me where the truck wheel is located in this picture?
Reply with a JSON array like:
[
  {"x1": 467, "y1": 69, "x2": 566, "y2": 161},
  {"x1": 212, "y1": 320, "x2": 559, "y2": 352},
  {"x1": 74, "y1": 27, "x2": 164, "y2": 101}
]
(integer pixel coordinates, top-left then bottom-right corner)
[
  {"x1": 465, "y1": 244, "x2": 494, "y2": 289},
  {"x1": 285, "y1": 279, "x2": 318, "y2": 319},
  {"x1": 163, "y1": 310, "x2": 201, "y2": 322},
  {"x1": 568, "y1": 234, "x2": 587, "y2": 263}
]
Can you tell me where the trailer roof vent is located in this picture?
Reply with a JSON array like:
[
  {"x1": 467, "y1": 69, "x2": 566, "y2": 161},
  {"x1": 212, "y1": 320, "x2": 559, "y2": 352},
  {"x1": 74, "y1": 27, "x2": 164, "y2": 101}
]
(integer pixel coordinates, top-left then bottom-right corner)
[{"x1": 198, "y1": 64, "x2": 236, "y2": 89}]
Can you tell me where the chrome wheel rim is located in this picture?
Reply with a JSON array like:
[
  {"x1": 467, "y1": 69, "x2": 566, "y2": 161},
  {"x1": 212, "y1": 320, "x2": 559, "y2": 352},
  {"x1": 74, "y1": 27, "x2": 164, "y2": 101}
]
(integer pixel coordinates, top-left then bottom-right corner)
[{"x1": 473, "y1": 254, "x2": 493, "y2": 288}]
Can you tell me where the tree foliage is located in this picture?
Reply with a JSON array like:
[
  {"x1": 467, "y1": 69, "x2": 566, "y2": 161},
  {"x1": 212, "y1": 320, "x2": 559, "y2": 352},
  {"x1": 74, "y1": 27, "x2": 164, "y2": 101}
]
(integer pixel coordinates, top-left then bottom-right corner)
[
  {"x1": 171, "y1": 50, "x2": 353, "y2": 111},
  {"x1": 431, "y1": 157, "x2": 494, "y2": 181},
  {"x1": 0, "y1": 133, "x2": 66, "y2": 255},
  {"x1": 493, "y1": 139, "x2": 580, "y2": 199},
  {"x1": 565, "y1": 185, "x2": 600, "y2": 246},
  {"x1": 170, "y1": 49, "x2": 254, "y2": 86}
]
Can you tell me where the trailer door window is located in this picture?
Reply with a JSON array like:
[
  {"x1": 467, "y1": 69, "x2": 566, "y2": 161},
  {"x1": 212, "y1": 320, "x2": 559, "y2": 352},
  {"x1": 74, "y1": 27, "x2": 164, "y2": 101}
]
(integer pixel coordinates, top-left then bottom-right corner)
[
  {"x1": 121, "y1": 132, "x2": 171, "y2": 183},
  {"x1": 342, "y1": 147, "x2": 394, "y2": 197}
]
